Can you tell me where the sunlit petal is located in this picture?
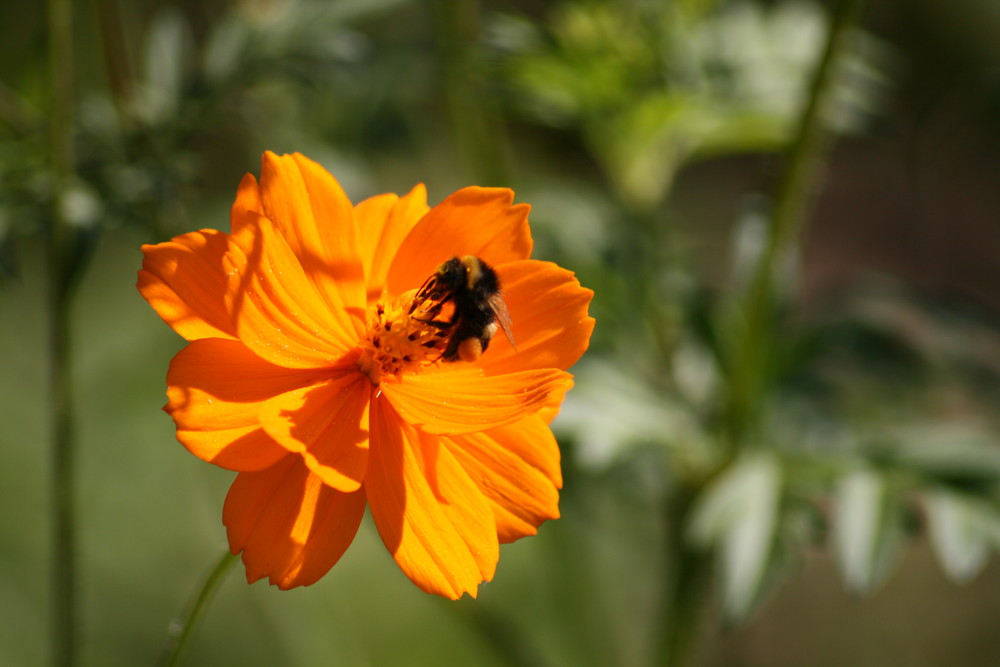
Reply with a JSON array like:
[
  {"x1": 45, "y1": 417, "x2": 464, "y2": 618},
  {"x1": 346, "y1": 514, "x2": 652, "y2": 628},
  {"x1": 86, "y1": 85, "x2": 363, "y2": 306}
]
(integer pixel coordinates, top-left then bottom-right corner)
[
  {"x1": 260, "y1": 374, "x2": 371, "y2": 493},
  {"x1": 366, "y1": 397, "x2": 498, "y2": 599},
  {"x1": 258, "y1": 152, "x2": 367, "y2": 335},
  {"x1": 224, "y1": 456, "x2": 367, "y2": 589},
  {"x1": 446, "y1": 414, "x2": 562, "y2": 543},
  {"x1": 356, "y1": 184, "x2": 429, "y2": 304},
  {"x1": 138, "y1": 229, "x2": 237, "y2": 341},
  {"x1": 224, "y1": 213, "x2": 360, "y2": 367},
  {"x1": 230, "y1": 172, "x2": 264, "y2": 233},
  {"x1": 165, "y1": 339, "x2": 329, "y2": 470},
  {"x1": 386, "y1": 187, "x2": 532, "y2": 295},
  {"x1": 383, "y1": 367, "x2": 573, "y2": 434},
  {"x1": 479, "y1": 260, "x2": 595, "y2": 375}
]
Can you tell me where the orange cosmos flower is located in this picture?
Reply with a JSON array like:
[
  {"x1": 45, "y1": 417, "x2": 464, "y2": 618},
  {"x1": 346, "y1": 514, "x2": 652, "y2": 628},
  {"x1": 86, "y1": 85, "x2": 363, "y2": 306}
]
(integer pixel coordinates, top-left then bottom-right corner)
[{"x1": 137, "y1": 152, "x2": 594, "y2": 598}]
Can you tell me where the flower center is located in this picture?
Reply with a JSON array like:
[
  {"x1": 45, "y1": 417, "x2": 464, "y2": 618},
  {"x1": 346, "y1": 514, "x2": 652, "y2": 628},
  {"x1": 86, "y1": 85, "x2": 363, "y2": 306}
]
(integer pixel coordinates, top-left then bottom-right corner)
[{"x1": 356, "y1": 288, "x2": 454, "y2": 385}]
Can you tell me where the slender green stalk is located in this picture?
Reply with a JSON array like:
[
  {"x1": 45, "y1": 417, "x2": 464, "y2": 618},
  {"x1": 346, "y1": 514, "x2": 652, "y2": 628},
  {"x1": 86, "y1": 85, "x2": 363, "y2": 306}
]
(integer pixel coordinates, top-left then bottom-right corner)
[
  {"x1": 159, "y1": 551, "x2": 239, "y2": 667},
  {"x1": 48, "y1": 231, "x2": 76, "y2": 667},
  {"x1": 92, "y1": 0, "x2": 135, "y2": 123},
  {"x1": 724, "y1": 0, "x2": 867, "y2": 448},
  {"x1": 47, "y1": 0, "x2": 76, "y2": 662},
  {"x1": 768, "y1": 0, "x2": 866, "y2": 263},
  {"x1": 658, "y1": 1, "x2": 868, "y2": 665},
  {"x1": 655, "y1": 485, "x2": 712, "y2": 667},
  {"x1": 448, "y1": 602, "x2": 550, "y2": 667},
  {"x1": 433, "y1": 0, "x2": 511, "y2": 184},
  {"x1": 47, "y1": 264, "x2": 76, "y2": 667}
]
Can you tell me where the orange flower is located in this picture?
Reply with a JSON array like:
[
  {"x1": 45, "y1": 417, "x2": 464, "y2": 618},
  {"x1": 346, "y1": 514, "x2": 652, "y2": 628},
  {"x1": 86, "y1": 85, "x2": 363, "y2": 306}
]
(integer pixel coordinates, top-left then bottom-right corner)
[{"x1": 137, "y1": 152, "x2": 594, "y2": 598}]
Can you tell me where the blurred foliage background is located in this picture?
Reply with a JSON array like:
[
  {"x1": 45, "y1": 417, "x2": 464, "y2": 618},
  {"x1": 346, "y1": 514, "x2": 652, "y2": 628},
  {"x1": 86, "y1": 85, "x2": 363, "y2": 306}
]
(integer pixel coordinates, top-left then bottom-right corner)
[{"x1": 3, "y1": 0, "x2": 1000, "y2": 665}]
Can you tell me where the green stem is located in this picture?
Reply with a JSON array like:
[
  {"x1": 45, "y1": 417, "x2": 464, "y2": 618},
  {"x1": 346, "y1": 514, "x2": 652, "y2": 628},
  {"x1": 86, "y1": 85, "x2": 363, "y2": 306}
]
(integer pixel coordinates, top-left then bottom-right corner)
[
  {"x1": 766, "y1": 0, "x2": 866, "y2": 270},
  {"x1": 657, "y1": 1, "x2": 868, "y2": 664},
  {"x1": 92, "y1": 0, "x2": 135, "y2": 124},
  {"x1": 654, "y1": 485, "x2": 712, "y2": 667},
  {"x1": 159, "y1": 551, "x2": 239, "y2": 667},
  {"x1": 724, "y1": 0, "x2": 867, "y2": 448},
  {"x1": 433, "y1": 0, "x2": 511, "y2": 184},
  {"x1": 449, "y1": 602, "x2": 550, "y2": 667},
  {"x1": 48, "y1": 239, "x2": 76, "y2": 667},
  {"x1": 48, "y1": 271, "x2": 75, "y2": 667},
  {"x1": 47, "y1": 0, "x2": 76, "y2": 662}
]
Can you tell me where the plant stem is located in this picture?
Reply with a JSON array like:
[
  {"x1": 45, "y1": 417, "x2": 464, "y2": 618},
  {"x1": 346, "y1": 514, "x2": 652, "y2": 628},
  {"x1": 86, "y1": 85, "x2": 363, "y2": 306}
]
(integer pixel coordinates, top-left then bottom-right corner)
[
  {"x1": 159, "y1": 551, "x2": 239, "y2": 667},
  {"x1": 48, "y1": 262, "x2": 76, "y2": 667},
  {"x1": 724, "y1": 0, "x2": 867, "y2": 448},
  {"x1": 48, "y1": 231, "x2": 76, "y2": 667},
  {"x1": 47, "y1": 0, "x2": 76, "y2": 662},
  {"x1": 433, "y1": 0, "x2": 511, "y2": 184},
  {"x1": 449, "y1": 602, "x2": 550, "y2": 667},
  {"x1": 768, "y1": 0, "x2": 866, "y2": 262},
  {"x1": 658, "y1": 0, "x2": 868, "y2": 664},
  {"x1": 655, "y1": 486, "x2": 712, "y2": 667},
  {"x1": 93, "y1": 0, "x2": 135, "y2": 124}
]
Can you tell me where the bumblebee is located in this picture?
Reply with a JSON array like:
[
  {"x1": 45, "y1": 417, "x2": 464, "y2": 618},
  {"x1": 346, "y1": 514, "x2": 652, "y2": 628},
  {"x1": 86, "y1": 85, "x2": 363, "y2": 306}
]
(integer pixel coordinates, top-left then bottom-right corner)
[{"x1": 410, "y1": 255, "x2": 515, "y2": 363}]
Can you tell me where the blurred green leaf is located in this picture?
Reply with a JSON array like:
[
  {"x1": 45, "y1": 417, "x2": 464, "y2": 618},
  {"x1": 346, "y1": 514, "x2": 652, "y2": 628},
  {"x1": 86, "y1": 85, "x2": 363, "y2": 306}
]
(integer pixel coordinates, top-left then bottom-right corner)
[
  {"x1": 556, "y1": 360, "x2": 714, "y2": 470},
  {"x1": 688, "y1": 453, "x2": 781, "y2": 619},
  {"x1": 493, "y1": 0, "x2": 889, "y2": 211},
  {"x1": 140, "y1": 7, "x2": 190, "y2": 124},
  {"x1": 925, "y1": 489, "x2": 994, "y2": 584},
  {"x1": 833, "y1": 467, "x2": 882, "y2": 592},
  {"x1": 832, "y1": 467, "x2": 906, "y2": 594},
  {"x1": 203, "y1": 15, "x2": 249, "y2": 85},
  {"x1": 886, "y1": 428, "x2": 1000, "y2": 491}
]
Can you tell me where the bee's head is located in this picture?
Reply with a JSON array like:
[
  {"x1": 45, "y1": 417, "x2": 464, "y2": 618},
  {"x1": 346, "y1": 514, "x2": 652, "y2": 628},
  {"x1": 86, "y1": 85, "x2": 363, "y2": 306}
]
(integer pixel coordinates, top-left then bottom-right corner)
[{"x1": 435, "y1": 257, "x2": 468, "y2": 290}]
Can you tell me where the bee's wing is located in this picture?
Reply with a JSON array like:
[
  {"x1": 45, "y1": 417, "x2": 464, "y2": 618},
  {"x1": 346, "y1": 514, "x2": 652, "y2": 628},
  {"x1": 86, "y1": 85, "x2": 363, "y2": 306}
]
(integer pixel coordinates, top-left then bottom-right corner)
[{"x1": 489, "y1": 293, "x2": 516, "y2": 350}]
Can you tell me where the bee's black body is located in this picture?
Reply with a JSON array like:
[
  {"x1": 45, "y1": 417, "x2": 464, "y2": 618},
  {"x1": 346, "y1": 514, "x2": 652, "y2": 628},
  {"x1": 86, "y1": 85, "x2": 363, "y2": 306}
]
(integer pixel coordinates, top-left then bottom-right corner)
[{"x1": 411, "y1": 255, "x2": 514, "y2": 362}]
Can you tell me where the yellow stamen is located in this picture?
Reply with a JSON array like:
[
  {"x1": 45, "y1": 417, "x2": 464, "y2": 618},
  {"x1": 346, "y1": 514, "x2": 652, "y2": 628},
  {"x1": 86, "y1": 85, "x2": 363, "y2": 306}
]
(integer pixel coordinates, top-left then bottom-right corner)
[{"x1": 357, "y1": 289, "x2": 450, "y2": 385}]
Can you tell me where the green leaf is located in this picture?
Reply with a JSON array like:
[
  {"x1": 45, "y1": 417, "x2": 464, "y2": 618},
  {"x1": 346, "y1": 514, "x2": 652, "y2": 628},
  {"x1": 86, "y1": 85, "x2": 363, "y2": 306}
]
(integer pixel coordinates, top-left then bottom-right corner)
[
  {"x1": 141, "y1": 7, "x2": 191, "y2": 123},
  {"x1": 203, "y1": 16, "x2": 249, "y2": 84},
  {"x1": 688, "y1": 453, "x2": 781, "y2": 619},
  {"x1": 892, "y1": 435, "x2": 1000, "y2": 490},
  {"x1": 925, "y1": 490, "x2": 993, "y2": 584},
  {"x1": 833, "y1": 468, "x2": 881, "y2": 592},
  {"x1": 832, "y1": 467, "x2": 905, "y2": 594}
]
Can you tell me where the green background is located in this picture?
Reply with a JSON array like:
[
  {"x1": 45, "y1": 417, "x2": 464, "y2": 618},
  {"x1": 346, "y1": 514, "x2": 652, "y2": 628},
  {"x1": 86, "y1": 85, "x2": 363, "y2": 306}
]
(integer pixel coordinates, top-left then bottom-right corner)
[{"x1": 3, "y1": 0, "x2": 1000, "y2": 665}]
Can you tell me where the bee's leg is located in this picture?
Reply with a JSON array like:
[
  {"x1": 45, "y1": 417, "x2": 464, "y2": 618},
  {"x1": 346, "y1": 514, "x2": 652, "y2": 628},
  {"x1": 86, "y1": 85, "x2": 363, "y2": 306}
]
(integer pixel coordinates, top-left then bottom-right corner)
[
  {"x1": 417, "y1": 318, "x2": 452, "y2": 329},
  {"x1": 412, "y1": 297, "x2": 461, "y2": 327},
  {"x1": 410, "y1": 281, "x2": 448, "y2": 314},
  {"x1": 410, "y1": 292, "x2": 454, "y2": 318}
]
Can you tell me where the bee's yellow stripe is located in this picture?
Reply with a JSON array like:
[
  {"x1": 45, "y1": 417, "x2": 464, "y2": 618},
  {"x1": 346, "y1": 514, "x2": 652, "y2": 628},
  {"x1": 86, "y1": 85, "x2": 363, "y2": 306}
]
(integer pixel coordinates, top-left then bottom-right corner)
[{"x1": 461, "y1": 255, "x2": 482, "y2": 290}]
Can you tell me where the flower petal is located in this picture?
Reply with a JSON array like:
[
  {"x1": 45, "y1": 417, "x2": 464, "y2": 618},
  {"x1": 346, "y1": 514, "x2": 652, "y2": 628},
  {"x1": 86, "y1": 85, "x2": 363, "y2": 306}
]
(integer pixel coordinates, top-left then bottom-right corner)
[
  {"x1": 230, "y1": 172, "x2": 264, "y2": 233},
  {"x1": 225, "y1": 213, "x2": 361, "y2": 368},
  {"x1": 385, "y1": 187, "x2": 533, "y2": 295},
  {"x1": 260, "y1": 373, "x2": 370, "y2": 493},
  {"x1": 479, "y1": 260, "x2": 595, "y2": 375},
  {"x1": 356, "y1": 184, "x2": 429, "y2": 304},
  {"x1": 165, "y1": 339, "x2": 329, "y2": 470},
  {"x1": 446, "y1": 414, "x2": 562, "y2": 543},
  {"x1": 366, "y1": 397, "x2": 498, "y2": 599},
  {"x1": 258, "y1": 152, "x2": 366, "y2": 335},
  {"x1": 137, "y1": 229, "x2": 237, "y2": 341},
  {"x1": 382, "y1": 367, "x2": 573, "y2": 435},
  {"x1": 224, "y1": 455, "x2": 367, "y2": 589}
]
